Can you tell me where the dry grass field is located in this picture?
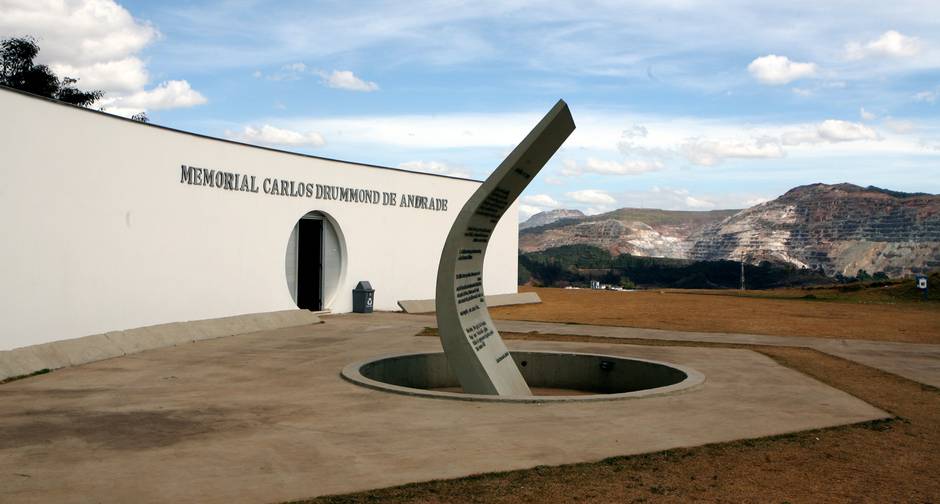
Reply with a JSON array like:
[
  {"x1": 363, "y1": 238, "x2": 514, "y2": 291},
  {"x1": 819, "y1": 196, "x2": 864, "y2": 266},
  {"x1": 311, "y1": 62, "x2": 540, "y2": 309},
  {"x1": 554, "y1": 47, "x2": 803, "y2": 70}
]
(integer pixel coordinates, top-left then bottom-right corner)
[{"x1": 490, "y1": 286, "x2": 940, "y2": 344}]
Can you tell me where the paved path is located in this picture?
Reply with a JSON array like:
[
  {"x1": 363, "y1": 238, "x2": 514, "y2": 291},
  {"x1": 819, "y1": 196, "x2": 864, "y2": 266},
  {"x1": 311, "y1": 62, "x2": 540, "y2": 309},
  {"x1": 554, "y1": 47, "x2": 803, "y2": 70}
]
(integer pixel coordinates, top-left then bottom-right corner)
[
  {"x1": 458, "y1": 316, "x2": 940, "y2": 388},
  {"x1": 0, "y1": 313, "x2": 886, "y2": 504}
]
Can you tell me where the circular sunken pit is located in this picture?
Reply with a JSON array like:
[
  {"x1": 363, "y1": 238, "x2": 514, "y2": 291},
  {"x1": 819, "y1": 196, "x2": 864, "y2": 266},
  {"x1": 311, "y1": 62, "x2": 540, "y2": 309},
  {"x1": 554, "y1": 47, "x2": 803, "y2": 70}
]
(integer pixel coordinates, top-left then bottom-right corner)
[{"x1": 341, "y1": 351, "x2": 705, "y2": 403}]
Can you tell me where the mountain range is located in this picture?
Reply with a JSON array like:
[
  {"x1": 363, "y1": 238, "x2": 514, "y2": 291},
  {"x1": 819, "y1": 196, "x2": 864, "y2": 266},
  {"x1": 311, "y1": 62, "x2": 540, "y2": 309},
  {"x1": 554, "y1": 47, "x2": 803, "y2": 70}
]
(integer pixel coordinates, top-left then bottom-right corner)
[{"x1": 520, "y1": 183, "x2": 940, "y2": 277}]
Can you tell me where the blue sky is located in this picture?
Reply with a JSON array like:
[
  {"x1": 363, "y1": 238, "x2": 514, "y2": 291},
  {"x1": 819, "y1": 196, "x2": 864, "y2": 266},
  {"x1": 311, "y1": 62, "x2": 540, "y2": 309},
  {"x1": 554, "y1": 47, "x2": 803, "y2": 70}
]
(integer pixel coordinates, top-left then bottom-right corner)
[{"x1": 2, "y1": 0, "x2": 939, "y2": 218}]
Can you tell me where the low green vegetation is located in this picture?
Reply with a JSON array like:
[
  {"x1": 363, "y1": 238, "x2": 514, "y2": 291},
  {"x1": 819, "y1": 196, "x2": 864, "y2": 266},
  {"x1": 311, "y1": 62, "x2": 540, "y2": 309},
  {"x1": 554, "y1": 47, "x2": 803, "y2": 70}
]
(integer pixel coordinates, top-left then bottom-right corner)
[
  {"x1": 519, "y1": 245, "x2": 939, "y2": 304},
  {"x1": 1, "y1": 36, "x2": 102, "y2": 106},
  {"x1": 520, "y1": 244, "x2": 868, "y2": 290}
]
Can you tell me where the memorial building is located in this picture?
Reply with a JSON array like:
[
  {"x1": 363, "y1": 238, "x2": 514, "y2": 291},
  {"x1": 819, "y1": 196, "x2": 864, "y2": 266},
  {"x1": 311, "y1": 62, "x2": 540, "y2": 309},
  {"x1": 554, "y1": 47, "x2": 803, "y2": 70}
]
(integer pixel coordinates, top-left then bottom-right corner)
[{"x1": 0, "y1": 87, "x2": 519, "y2": 352}]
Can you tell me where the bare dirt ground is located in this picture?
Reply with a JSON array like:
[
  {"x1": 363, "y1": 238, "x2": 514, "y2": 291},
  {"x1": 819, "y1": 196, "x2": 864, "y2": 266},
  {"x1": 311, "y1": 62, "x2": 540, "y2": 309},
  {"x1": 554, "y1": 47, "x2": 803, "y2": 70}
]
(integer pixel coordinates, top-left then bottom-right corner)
[
  {"x1": 489, "y1": 287, "x2": 940, "y2": 344},
  {"x1": 296, "y1": 332, "x2": 940, "y2": 504}
]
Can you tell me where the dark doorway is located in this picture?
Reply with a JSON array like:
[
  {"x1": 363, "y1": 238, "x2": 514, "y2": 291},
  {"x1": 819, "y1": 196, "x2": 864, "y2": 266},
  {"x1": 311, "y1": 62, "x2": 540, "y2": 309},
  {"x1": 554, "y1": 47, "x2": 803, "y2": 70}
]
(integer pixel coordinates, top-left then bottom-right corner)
[{"x1": 297, "y1": 218, "x2": 323, "y2": 310}]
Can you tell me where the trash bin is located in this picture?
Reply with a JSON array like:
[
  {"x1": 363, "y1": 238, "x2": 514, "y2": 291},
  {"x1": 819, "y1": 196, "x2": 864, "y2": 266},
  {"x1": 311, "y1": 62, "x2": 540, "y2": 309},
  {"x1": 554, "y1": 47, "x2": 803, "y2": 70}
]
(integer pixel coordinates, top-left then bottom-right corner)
[
  {"x1": 916, "y1": 275, "x2": 929, "y2": 301},
  {"x1": 352, "y1": 281, "x2": 374, "y2": 313}
]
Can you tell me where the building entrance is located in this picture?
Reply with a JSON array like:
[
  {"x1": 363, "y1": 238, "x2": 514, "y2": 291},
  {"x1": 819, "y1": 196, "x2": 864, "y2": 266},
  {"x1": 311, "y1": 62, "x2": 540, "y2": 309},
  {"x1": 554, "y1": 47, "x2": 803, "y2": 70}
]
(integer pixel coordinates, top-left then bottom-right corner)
[
  {"x1": 286, "y1": 210, "x2": 345, "y2": 311},
  {"x1": 296, "y1": 218, "x2": 323, "y2": 310}
]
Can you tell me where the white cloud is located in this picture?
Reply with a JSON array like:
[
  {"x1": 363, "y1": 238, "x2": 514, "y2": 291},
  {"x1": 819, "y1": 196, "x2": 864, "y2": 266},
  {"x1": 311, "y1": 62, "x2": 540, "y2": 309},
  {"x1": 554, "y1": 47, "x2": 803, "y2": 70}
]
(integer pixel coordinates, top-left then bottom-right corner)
[
  {"x1": 616, "y1": 142, "x2": 673, "y2": 161},
  {"x1": 260, "y1": 62, "x2": 310, "y2": 81},
  {"x1": 566, "y1": 189, "x2": 616, "y2": 205},
  {"x1": 683, "y1": 195, "x2": 715, "y2": 209},
  {"x1": 621, "y1": 124, "x2": 648, "y2": 138},
  {"x1": 866, "y1": 30, "x2": 921, "y2": 57},
  {"x1": 282, "y1": 110, "x2": 800, "y2": 154},
  {"x1": 256, "y1": 65, "x2": 379, "y2": 91},
  {"x1": 518, "y1": 193, "x2": 562, "y2": 220},
  {"x1": 50, "y1": 57, "x2": 148, "y2": 92},
  {"x1": 747, "y1": 55, "x2": 817, "y2": 85},
  {"x1": 116, "y1": 0, "x2": 940, "y2": 88},
  {"x1": 845, "y1": 30, "x2": 921, "y2": 60},
  {"x1": 816, "y1": 119, "x2": 880, "y2": 142},
  {"x1": 914, "y1": 89, "x2": 938, "y2": 103},
  {"x1": 681, "y1": 138, "x2": 785, "y2": 166},
  {"x1": 518, "y1": 204, "x2": 543, "y2": 220},
  {"x1": 578, "y1": 125, "x2": 667, "y2": 172},
  {"x1": 397, "y1": 160, "x2": 471, "y2": 178},
  {"x1": 522, "y1": 194, "x2": 560, "y2": 207},
  {"x1": 633, "y1": 187, "x2": 769, "y2": 211},
  {"x1": 882, "y1": 117, "x2": 916, "y2": 134},
  {"x1": 0, "y1": 0, "x2": 157, "y2": 67},
  {"x1": 562, "y1": 158, "x2": 664, "y2": 176},
  {"x1": 116, "y1": 80, "x2": 206, "y2": 110},
  {"x1": 920, "y1": 138, "x2": 940, "y2": 152},
  {"x1": 860, "y1": 107, "x2": 877, "y2": 121},
  {"x1": 285, "y1": 112, "x2": 550, "y2": 150},
  {"x1": 781, "y1": 119, "x2": 880, "y2": 145},
  {"x1": 791, "y1": 87, "x2": 813, "y2": 97},
  {"x1": 226, "y1": 124, "x2": 326, "y2": 148},
  {"x1": 276, "y1": 109, "x2": 934, "y2": 175},
  {"x1": 99, "y1": 80, "x2": 206, "y2": 117},
  {"x1": 0, "y1": 0, "x2": 206, "y2": 113},
  {"x1": 559, "y1": 161, "x2": 580, "y2": 177},
  {"x1": 647, "y1": 187, "x2": 714, "y2": 209},
  {"x1": 322, "y1": 70, "x2": 379, "y2": 92}
]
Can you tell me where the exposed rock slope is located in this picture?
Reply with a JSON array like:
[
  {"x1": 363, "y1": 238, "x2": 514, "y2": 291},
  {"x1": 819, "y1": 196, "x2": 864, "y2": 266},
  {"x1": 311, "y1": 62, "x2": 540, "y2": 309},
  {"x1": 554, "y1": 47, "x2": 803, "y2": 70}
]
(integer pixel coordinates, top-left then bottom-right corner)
[
  {"x1": 689, "y1": 184, "x2": 940, "y2": 276},
  {"x1": 520, "y1": 208, "x2": 738, "y2": 258}
]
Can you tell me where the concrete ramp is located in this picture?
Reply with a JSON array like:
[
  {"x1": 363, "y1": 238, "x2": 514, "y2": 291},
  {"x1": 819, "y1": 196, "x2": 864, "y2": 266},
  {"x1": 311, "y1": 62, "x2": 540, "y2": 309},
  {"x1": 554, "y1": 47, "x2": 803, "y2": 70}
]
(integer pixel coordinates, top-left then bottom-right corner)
[
  {"x1": 0, "y1": 309, "x2": 324, "y2": 381},
  {"x1": 397, "y1": 292, "x2": 541, "y2": 314}
]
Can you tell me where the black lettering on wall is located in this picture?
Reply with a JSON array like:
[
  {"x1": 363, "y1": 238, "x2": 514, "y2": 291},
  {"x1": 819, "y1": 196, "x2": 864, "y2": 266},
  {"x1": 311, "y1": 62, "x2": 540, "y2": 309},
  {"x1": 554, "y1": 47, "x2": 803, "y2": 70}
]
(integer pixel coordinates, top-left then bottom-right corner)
[{"x1": 178, "y1": 166, "x2": 450, "y2": 212}]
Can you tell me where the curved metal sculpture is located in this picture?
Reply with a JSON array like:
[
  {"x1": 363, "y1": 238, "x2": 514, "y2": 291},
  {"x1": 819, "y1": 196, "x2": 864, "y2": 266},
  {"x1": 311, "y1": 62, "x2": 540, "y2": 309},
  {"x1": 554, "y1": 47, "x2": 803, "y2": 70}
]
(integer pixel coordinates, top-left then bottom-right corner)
[{"x1": 435, "y1": 100, "x2": 576, "y2": 395}]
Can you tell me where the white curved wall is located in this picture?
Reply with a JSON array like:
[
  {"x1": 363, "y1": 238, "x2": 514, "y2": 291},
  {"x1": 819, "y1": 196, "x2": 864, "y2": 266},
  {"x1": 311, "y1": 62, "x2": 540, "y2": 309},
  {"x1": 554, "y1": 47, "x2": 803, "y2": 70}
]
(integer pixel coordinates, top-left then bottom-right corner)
[{"x1": 0, "y1": 88, "x2": 519, "y2": 351}]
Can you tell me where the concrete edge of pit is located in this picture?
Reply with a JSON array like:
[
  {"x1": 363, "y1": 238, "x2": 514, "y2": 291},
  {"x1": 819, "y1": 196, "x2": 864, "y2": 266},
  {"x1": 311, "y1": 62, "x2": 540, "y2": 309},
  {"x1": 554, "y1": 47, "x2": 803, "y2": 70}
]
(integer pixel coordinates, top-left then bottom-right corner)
[{"x1": 340, "y1": 350, "x2": 706, "y2": 403}]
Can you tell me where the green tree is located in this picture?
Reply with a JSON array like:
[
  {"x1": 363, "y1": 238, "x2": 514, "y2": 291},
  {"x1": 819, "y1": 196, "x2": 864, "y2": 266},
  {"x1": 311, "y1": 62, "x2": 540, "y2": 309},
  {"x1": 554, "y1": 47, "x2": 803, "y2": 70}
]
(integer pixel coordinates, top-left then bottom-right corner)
[
  {"x1": 0, "y1": 36, "x2": 103, "y2": 107},
  {"x1": 517, "y1": 261, "x2": 532, "y2": 285}
]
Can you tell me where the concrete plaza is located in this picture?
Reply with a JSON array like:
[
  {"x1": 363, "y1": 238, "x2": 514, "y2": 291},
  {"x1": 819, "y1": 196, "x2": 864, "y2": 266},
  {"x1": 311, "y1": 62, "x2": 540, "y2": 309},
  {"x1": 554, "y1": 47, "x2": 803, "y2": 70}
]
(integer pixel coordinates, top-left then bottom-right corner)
[{"x1": 0, "y1": 313, "x2": 888, "y2": 503}]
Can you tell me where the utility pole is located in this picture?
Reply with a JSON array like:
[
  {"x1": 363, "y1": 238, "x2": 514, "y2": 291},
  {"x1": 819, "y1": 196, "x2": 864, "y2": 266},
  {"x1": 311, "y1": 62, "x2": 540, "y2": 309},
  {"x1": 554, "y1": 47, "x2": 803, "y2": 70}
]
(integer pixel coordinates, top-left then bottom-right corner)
[{"x1": 740, "y1": 258, "x2": 746, "y2": 290}]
